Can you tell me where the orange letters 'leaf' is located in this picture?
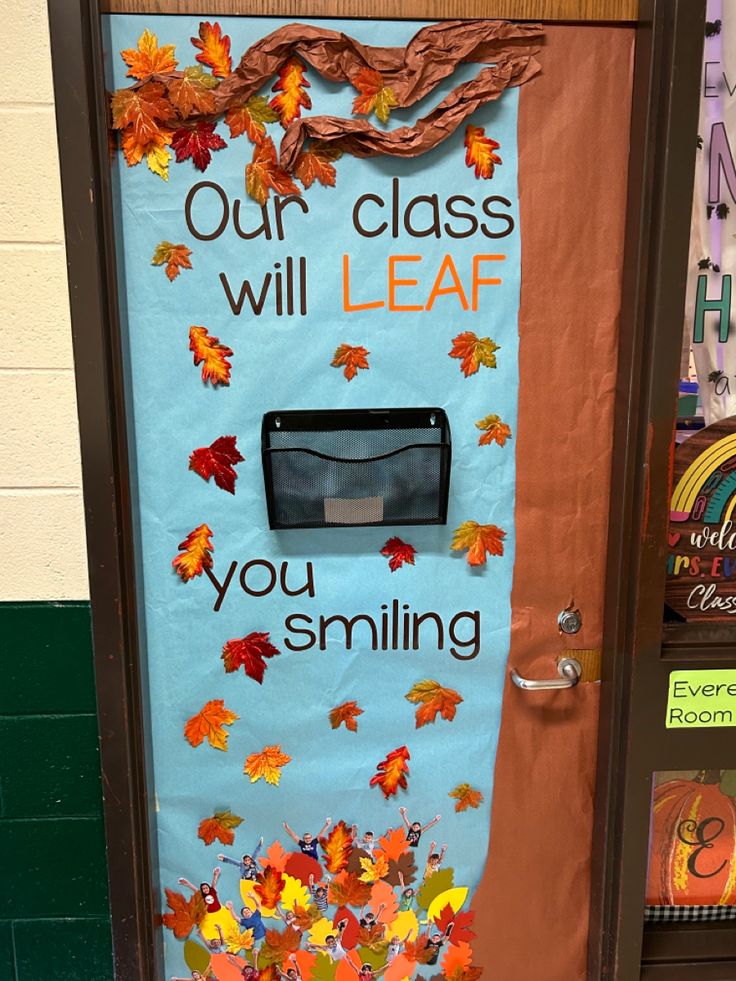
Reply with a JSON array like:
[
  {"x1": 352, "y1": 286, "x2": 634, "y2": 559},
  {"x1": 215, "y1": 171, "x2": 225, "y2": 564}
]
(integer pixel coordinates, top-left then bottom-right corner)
[
  {"x1": 191, "y1": 21, "x2": 232, "y2": 77},
  {"x1": 161, "y1": 887, "x2": 206, "y2": 939},
  {"x1": 259, "y1": 840, "x2": 289, "y2": 872},
  {"x1": 222, "y1": 631, "x2": 280, "y2": 684},
  {"x1": 405, "y1": 680, "x2": 463, "y2": 728},
  {"x1": 198, "y1": 809, "x2": 244, "y2": 846},
  {"x1": 184, "y1": 699, "x2": 239, "y2": 751},
  {"x1": 441, "y1": 941, "x2": 473, "y2": 977},
  {"x1": 270, "y1": 57, "x2": 312, "y2": 127},
  {"x1": 370, "y1": 746, "x2": 410, "y2": 799},
  {"x1": 189, "y1": 435, "x2": 244, "y2": 494},
  {"x1": 328, "y1": 871, "x2": 372, "y2": 908},
  {"x1": 255, "y1": 865, "x2": 285, "y2": 909},
  {"x1": 111, "y1": 82, "x2": 173, "y2": 142},
  {"x1": 464, "y1": 125, "x2": 502, "y2": 179},
  {"x1": 380, "y1": 537, "x2": 416, "y2": 572},
  {"x1": 449, "y1": 783, "x2": 484, "y2": 813},
  {"x1": 294, "y1": 143, "x2": 342, "y2": 189},
  {"x1": 320, "y1": 820, "x2": 354, "y2": 874},
  {"x1": 151, "y1": 241, "x2": 192, "y2": 282},
  {"x1": 449, "y1": 331, "x2": 499, "y2": 377},
  {"x1": 329, "y1": 700, "x2": 363, "y2": 733},
  {"x1": 246, "y1": 137, "x2": 302, "y2": 206},
  {"x1": 331, "y1": 343, "x2": 370, "y2": 381},
  {"x1": 172, "y1": 523, "x2": 213, "y2": 582},
  {"x1": 475, "y1": 414, "x2": 512, "y2": 447},
  {"x1": 433, "y1": 904, "x2": 476, "y2": 946},
  {"x1": 351, "y1": 68, "x2": 398, "y2": 125},
  {"x1": 121, "y1": 28, "x2": 178, "y2": 80},
  {"x1": 451, "y1": 520, "x2": 506, "y2": 566},
  {"x1": 225, "y1": 96, "x2": 280, "y2": 143},
  {"x1": 244, "y1": 745, "x2": 292, "y2": 785},
  {"x1": 172, "y1": 120, "x2": 227, "y2": 171},
  {"x1": 167, "y1": 65, "x2": 218, "y2": 118},
  {"x1": 375, "y1": 827, "x2": 409, "y2": 863},
  {"x1": 189, "y1": 325, "x2": 233, "y2": 386}
]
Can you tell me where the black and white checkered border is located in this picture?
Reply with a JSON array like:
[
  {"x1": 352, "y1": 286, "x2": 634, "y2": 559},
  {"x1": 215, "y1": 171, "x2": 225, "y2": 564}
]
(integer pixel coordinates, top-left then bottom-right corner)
[{"x1": 645, "y1": 905, "x2": 736, "y2": 923}]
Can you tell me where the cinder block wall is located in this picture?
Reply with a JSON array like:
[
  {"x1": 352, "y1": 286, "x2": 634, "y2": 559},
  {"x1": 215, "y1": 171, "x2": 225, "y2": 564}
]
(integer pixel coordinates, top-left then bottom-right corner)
[{"x1": 0, "y1": 2, "x2": 113, "y2": 978}]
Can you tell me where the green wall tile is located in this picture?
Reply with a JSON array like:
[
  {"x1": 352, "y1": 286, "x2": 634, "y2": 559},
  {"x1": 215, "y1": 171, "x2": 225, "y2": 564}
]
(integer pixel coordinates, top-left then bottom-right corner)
[
  {"x1": 0, "y1": 921, "x2": 15, "y2": 981},
  {"x1": 0, "y1": 604, "x2": 96, "y2": 716},
  {"x1": 13, "y1": 918, "x2": 113, "y2": 981},
  {"x1": 0, "y1": 717, "x2": 102, "y2": 818}
]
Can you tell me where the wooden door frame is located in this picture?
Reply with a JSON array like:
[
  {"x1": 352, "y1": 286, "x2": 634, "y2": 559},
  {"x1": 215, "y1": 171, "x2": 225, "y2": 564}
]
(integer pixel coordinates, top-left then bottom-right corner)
[{"x1": 46, "y1": 2, "x2": 706, "y2": 978}]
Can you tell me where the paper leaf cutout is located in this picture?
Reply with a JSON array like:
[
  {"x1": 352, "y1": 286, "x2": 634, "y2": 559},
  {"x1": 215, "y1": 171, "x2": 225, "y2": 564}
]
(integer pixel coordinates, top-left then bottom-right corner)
[
  {"x1": 320, "y1": 820, "x2": 353, "y2": 874},
  {"x1": 121, "y1": 28, "x2": 177, "y2": 80},
  {"x1": 358, "y1": 854, "x2": 389, "y2": 883},
  {"x1": 405, "y1": 680, "x2": 463, "y2": 728},
  {"x1": 184, "y1": 699, "x2": 239, "y2": 751},
  {"x1": 351, "y1": 68, "x2": 398, "y2": 124},
  {"x1": 189, "y1": 435, "x2": 244, "y2": 494},
  {"x1": 259, "y1": 840, "x2": 289, "y2": 872},
  {"x1": 198, "y1": 808, "x2": 244, "y2": 846},
  {"x1": 183, "y1": 938, "x2": 211, "y2": 974},
  {"x1": 370, "y1": 746, "x2": 410, "y2": 798},
  {"x1": 376, "y1": 827, "x2": 409, "y2": 863},
  {"x1": 111, "y1": 82, "x2": 172, "y2": 142},
  {"x1": 380, "y1": 537, "x2": 416, "y2": 572},
  {"x1": 189, "y1": 325, "x2": 233, "y2": 386},
  {"x1": 255, "y1": 865, "x2": 286, "y2": 909},
  {"x1": 172, "y1": 523, "x2": 213, "y2": 581},
  {"x1": 284, "y1": 851, "x2": 323, "y2": 886},
  {"x1": 441, "y1": 940, "x2": 473, "y2": 977},
  {"x1": 433, "y1": 904, "x2": 475, "y2": 946},
  {"x1": 475, "y1": 413, "x2": 511, "y2": 447},
  {"x1": 449, "y1": 331, "x2": 499, "y2": 377},
  {"x1": 172, "y1": 120, "x2": 227, "y2": 171},
  {"x1": 222, "y1": 631, "x2": 280, "y2": 683},
  {"x1": 294, "y1": 143, "x2": 342, "y2": 189},
  {"x1": 328, "y1": 871, "x2": 372, "y2": 908},
  {"x1": 451, "y1": 521, "x2": 506, "y2": 566},
  {"x1": 151, "y1": 241, "x2": 192, "y2": 282},
  {"x1": 385, "y1": 852, "x2": 417, "y2": 887},
  {"x1": 329, "y1": 700, "x2": 363, "y2": 732},
  {"x1": 270, "y1": 57, "x2": 312, "y2": 127},
  {"x1": 464, "y1": 124, "x2": 502, "y2": 179},
  {"x1": 162, "y1": 887, "x2": 205, "y2": 939},
  {"x1": 225, "y1": 96, "x2": 280, "y2": 143},
  {"x1": 191, "y1": 21, "x2": 232, "y2": 77},
  {"x1": 120, "y1": 126, "x2": 173, "y2": 181},
  {"x1": 416, "y1": 868, "x2": 454, "y2": 910},
  {"x1": 168, "y1": 65, "x2": 218, "y2": 118},
  {"x1": 331, "y1": 343, "x2": 370, "y2": 381},
  {"x1": 246, "y1": 137, "x2": 302, "y2": 206},
  {"x1": 368, "y1": 880, "x2": 398, "y2": 921},
  {"x1": 449, "y1": 783, "x2": 484, "y2": 813},
  {"x1": 244, "y1": 745, "x2": 292, "y2": 785}
]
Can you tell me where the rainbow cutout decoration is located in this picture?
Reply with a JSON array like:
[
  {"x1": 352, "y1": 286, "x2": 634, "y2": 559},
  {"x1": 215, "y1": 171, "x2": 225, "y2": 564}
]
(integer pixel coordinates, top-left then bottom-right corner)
[{"x1": 670, "y1": 431, "x2": 736, "y2": 523}]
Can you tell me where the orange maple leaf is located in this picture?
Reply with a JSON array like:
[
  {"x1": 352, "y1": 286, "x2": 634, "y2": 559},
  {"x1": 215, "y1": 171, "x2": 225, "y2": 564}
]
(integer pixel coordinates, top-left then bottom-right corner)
[
  {"x1": 161, "y1": 887, "x2": 205, "y2": 939},
  {"x1": 380, "y1": 537, "x2": 416, "y2": 572},
  {"x1": 404, "y1": 934, "x2": 434, "y2": 964},
  {"x1": 255, "y1": 865, "x2": 285, "y2": 908},
  {"x1": 449, "y1": 783, "x2": 484, "y2": 813},
  {"x1": 320, "y1": 820, "x2": 353, "y2": 874},
  {"x1": 329, "y1": 700, "x2": 363, "y2": 732},
  {"x1": 191, "y1": 21, "x2": 232, "y2": 77},
  {"x1": 475, "y1": 414, "x2": 512, "y2": 447},
  {"x1": 121, "y1": 28, "x2": 178, "y2": 80},
  {"x1": 259, "y1": 840, "x2": 289, "y2": 872},
  {"x1": 449, "y1": 331, "x2": 499, "y2": 377},
  {"x1": 294, "y1": 143, "x2": 342, "y2": 189},
  {"x1": 120, "y1": 126, "x2": 173, "y2": 180},
  {"x1": 167, "y1": 65, "x2": 218, "y2": 118},
  {"x1": 328, "y1": 871, "x2": 372, "y2": 907},
  {"x1": 189, "y1": 325, "x2": 233, "y2": 386},
  {"x1": 375, "y1": 827, "x2": 409, "y2": 863},
  {"x1": 112, "y1": 82, "x2": 173, "y2": 143},
  {"x1": 270, "y1": 56, "x2": 312, "y2": 127},
  {"x1": 184, "y1": 699, "x2": 239, "y2": 751},
  {"x1": 172, "y1": 523, "x2": 213, "y2": 581},
  {"x1": 246, "y1": 137, "x2": 302, "y2": 206},
  {"x1": 331, "y1": 343, "x2": 370, "y2": 381},
  {"x1": 198, "y1": 808, "x2": 244, "y2": 846},
  {"x1": 151, "y1": 241, "x2": 192, "y2": 282},
  {"x1": 225, "y1": 96, "x2": 280, "y2": 143},
  {"x1": 442, "y1": 940, "x2": 473, "y2": 977},
  {"x1": 451, "y1": 520, "x2": 506, "y2": 566},
  {"x1": 264, "y1": 924, "x2": 302, "y2": 957},
  {"x1": 405, "y1": 680, "x2": 463, "y2": 728},
  {"x1": 351, "y1": 67, "x2": 398, "y2": 124},
  {"x1": 464, "y1": 125, "x2": 502, "y2": 179},
  {"x1": 244, "y1": 745, "x2": 292, "y2": 785},
  {"x1": 370, "y1": 745, "x2": 410, "y2": 799}
]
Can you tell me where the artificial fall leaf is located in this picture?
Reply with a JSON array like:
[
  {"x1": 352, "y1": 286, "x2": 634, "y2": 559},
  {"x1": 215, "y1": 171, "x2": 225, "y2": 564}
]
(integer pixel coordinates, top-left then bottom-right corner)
[
  {"x1": 331, "y1": 343, "x2": 370, "y2": 381},
  {"x1": 358, "y1": 854, "x2": 389, "y2": 883},
  {"x1": 385, "y1": 852, "x2": 417, "y2": 887},
  {"x1": 244, "y1": 745, "x2": 292, "y2": 785},
  {"x1": 189, "y1": 435, "x2": 244, "y2": 494},
  {"x1": 449, "y1": 783, "x2": 484, "y2": 813},
  {"x1": 259, "y1": 840, "x2": 289, "y2": 872},
  {"x1": 255, "y1": 865, "x2": 286, "y2": 909},
  {"x1": 172, "y1": 523, "x2": 213, "y2": 581},
  {"x1": 449, "y1": 331, "x2": 499, "y2": 377},
  {"x1": 222, "y1": 631, "x2": 280, "y2": 683},
  {"x1": 451, "y1": 521, "x2": 506, "y2": 566},
  {"x1": 246, "y1": 137, "x2": 302, "y2": 206},
  {"x1": 404, "y1": 935, "x2": 434, "y2": 965},
  {"x1": 329, "y1": 700, "x2": 364, "y2": 732},
  {"x1": 441, "y1": 941, "x2": 473, "y2": 977},
  {"x1": 192, "y1": 21, "x2": 232, "y2": 77},
  {"x1": 189, "y1": 325, "x2": 233, "y2": 386},
  {"x1": 162, "y1": 887, "x2": 205, "y2": 939},
  {"x1": 172, "y1": 120, "x2": 227, "y2": 171},
  {"x1": 370, "y1": 745, "x2": 411, "y2": 799},
  {"x1": 446, "y1": 967, "x2": 483, "y2": 981},
  {"x1": 120, "y1": 126, "x2": 173, "y2": 180},
  {"x1": 198, "y1": 808, "x2": 244, "y2": 846},
  {"x1": 433, "y1": 905, "x2": 475, "y2": 947},
  {"x1": 380, "y1": 537, "x2": 416, "y2": 572},
  {"x1": 184, "y1": 699, "x2": 239, "y2": 751},
  {"x1": 464, "y1": 125, "x2": 502, "y2": 179},
  {"x1": 351, "y1": 68, "x2": 398, "y2": 124},
  {"x1": 111, "y1": 82, "x2": 172, "y2": 141},
  {"x1": 121, "y1": 28, "x2": 178, "y2": 80},
  {"x1": 328, "y1": 871, "x2": 372, "y2": 908},
  {"x1": 357, "y1": 922, "x2": 386, "y2": 950},
  {"x1": 270, "y1": 56, "x2": 312, "y2": 127},
  {"x1": 151, "y1": 241, "x2": 192, "y2": 282},
  {"x1": 475, "y1": 414, "x2": 512, "y2": 447},
  {"x1": 261, "y1": 926, "x2": 302, "y2": 966},
  {"x1": 376, "y1": 827, "x2": 409, "y2": 863},
  {"x1": 226, "y1": 96, "x2": 280, "y2": 143},
  {"x1": 167, "y1": 65, "x2": 218, "y2": 118},
  {"x1": 320, "y1": 821, "x2": 353, "y2": 874},
  {"x1": 405, "y1": 680, "x2": 463, "y2": 728},
  {"x1": 294, "y1": 143, "x2": 342, "y2": 189},
  {"x1": 259, "y1": 966, "x2": 281, "y2": 981},
  {"x1": 291, "y1": 903, "x2": 321, "y2": 930},
  {"x1": 221, "y1": 920, "x2": 255, "y2": 955}
]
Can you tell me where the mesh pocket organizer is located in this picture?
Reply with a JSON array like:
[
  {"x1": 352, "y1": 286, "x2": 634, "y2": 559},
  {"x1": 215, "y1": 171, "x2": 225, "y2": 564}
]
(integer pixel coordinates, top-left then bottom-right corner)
[{"x1": 261, "y1": 408, "x2": 451, "y2": 529}]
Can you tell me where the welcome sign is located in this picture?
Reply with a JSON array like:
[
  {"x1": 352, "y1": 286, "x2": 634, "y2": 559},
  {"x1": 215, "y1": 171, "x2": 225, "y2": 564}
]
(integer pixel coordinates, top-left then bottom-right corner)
[{"x1": 106, "y1": 15, "x2": 537, "y2": 980}]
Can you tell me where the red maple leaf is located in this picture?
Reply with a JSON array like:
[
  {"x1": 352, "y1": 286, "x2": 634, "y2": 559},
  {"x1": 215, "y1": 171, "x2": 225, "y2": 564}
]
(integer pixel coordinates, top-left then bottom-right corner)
[
  {"x1": 172, "y1": 120, "x2": 227, "y2": 171},
  {"x1": 380, "y1": 537, "x2": 416, "y2": 572},
  {"x1": 189, "y1": 435, "x2": 244, "y2": 494},
  {"x1": 221, "y1": 631, "x2": 280, "y2": 683},
  {"x1": 433, "y1": 903, "x2": 476, "y2": 946}
]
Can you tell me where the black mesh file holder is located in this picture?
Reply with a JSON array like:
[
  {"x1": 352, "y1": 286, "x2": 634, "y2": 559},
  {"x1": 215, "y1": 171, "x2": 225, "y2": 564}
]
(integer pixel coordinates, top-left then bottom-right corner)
[{"x1": 261, "y1": 408, "x2": 451, "y2": 529}]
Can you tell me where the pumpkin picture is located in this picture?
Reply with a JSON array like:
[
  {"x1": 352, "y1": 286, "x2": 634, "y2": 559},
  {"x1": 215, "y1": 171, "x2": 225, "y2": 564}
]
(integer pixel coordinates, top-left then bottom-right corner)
[{"x1": 646, "y1": 770, "x2": 736, "y2": 906}]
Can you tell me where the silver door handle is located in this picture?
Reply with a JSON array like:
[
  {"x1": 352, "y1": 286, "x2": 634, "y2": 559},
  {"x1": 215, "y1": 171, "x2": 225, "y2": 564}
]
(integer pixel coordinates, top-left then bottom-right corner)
[{"x1": 510, "y1": 657, "x2": 582, "y2": 691}]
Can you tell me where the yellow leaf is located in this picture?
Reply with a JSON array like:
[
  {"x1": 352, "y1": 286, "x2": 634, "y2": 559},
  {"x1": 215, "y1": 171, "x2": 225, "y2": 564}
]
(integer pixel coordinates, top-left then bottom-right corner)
[
  {"x1": 244, "y1": 745, "x2": 292, "y2": 785},
  {"x1": 450, "y1": 520, "x2": 505, "y2": 567},
  {"x1": 359, "y1": 854, "x2": 389, "y2": 883}
]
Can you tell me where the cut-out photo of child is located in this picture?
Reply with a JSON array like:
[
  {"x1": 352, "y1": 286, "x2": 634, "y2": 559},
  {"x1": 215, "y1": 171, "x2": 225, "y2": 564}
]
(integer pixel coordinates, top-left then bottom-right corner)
[
  {"x1": 178, "y1": 867, "x2": 222, "y2": 912},
  {"x1": 283, "y1": 817, "x2": 331, "y2": 859},
  {"x1": 423, "y1": 842, "x2": 448, "y2": 880},
  {"x1": 218, "y1": 838, "x2": 264, "y2": 881},
  {"x1": 399, "y1": 807, "x2": 440, "y2": 847}
]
